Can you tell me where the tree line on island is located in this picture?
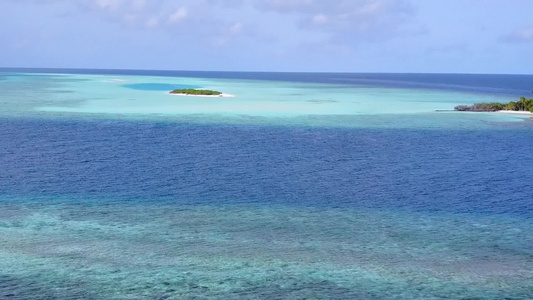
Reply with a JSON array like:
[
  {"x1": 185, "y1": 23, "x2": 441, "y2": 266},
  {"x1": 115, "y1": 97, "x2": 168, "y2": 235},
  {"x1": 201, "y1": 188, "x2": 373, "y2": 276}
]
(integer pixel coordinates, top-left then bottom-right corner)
[
  {"x1": 455, "y1": 92, "x2": 533, "y2": 112},
  {"x1": 170, "y1": 89, "x2": 222, "y2": 96}
]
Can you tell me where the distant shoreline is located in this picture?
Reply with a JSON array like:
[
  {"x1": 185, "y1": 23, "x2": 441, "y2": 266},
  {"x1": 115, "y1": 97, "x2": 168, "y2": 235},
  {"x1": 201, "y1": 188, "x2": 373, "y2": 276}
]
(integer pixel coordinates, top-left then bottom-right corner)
[{"x1": 437, "y1": 109, "x2": 532, "y2": 115}]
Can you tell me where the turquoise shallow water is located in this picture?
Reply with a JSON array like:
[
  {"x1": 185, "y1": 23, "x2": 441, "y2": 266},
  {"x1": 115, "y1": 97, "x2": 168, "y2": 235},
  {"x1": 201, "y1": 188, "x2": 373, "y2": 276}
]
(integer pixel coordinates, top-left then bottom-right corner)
[
  {"x1": 1, "y1": 198, "x2": 532, "y2": 299},
  {"x1": 0, "y1": 71, "x2": 530, "y2": 128},
  {"x1": 0, "y1": 70, "x2": 532, "y2": 299}
]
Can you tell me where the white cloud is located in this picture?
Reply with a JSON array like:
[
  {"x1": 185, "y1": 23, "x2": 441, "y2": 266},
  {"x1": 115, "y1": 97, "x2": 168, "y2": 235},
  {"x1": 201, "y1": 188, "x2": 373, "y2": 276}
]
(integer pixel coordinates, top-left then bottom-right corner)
[
  {"x1": 502, "y1": 27, "x2": 533, "y2": 43},
  {"x1": 255, "y1": 0, "x2": 415, "y2": 43},
  {"x1": 168, "y1": 7, "x2": 188, "y2": 23},
  {"x1": 91, "y1": 0, "x2": 146, "y2": 11},
  {"x1": 131, "y1": 0, "x2": 147, "y2": 9},
  {"x1": 312, "y1": 14, "x2": 328, "y2": 26},
  {"x1": 230, "y1": 22, "x2": 244, "y2": 35},
  {"x1": 81, "y1": 0, "x2": 192, "y2": 29},
  {"x1": 6, "y1": 0, "x2": 418, "y2": 54},
  {"x1": 211, "y1": 22, "x2": 246, "y2": 47},
  {"x1": 260, "y1": 0, "x2": 314, "y2": 12},
  {"x1": 145, "y1": 16, "x2": 160, "y2": 28},
  {"x1": 353, "y1": 0, "x2": 385, "y2": 15},
  {"x1": 94, "y1": 0, "x2": 122, "y2": 11}
]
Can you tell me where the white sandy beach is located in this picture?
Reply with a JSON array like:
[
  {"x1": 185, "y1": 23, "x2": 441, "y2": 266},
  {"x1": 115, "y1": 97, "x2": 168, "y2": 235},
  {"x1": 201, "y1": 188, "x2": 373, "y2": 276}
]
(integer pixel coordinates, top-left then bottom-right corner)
[
  {"x1": 437, "y1": 109, "x2": 532, "y2": 115},
  {"x1": 496, "y1": 110, "x2": 533, "y2": 115},
  {"x1": 168, "y1": 92, "x2": 236, "y2": 98}
]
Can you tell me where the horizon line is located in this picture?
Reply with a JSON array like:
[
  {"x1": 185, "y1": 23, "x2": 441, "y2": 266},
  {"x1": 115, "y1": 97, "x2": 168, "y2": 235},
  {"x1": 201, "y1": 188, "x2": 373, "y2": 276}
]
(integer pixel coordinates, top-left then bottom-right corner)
[{"x1": 0, "y1": 67, "x2": 531, "y2": 76}]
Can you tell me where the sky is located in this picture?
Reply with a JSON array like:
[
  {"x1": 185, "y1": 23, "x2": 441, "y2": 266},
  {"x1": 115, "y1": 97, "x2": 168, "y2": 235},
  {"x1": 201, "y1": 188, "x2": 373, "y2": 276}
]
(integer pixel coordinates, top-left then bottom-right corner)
[{"x1": 1, "y1": 0, "x2": 532, "y2": 73}]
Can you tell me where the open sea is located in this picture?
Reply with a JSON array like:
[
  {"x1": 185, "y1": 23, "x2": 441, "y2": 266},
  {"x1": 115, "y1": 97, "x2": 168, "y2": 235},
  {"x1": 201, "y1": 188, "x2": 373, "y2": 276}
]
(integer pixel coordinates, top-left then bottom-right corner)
[{"x1": 0, "y1": 69, "x2": 532, "y2": 299}]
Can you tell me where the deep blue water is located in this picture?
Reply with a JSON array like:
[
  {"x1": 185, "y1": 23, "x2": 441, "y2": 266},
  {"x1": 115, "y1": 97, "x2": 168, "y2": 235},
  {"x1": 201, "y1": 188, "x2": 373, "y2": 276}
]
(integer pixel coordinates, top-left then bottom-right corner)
[{"x1": 1, "y1": 118, "x2": 532, "y2": 216}]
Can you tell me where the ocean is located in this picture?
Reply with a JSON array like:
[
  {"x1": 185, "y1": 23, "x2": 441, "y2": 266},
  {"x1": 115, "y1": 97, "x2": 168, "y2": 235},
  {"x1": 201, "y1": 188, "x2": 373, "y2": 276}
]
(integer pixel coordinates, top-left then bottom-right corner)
[{"x1": 0, "y1": 69, "x2": 532, "y2": 299}]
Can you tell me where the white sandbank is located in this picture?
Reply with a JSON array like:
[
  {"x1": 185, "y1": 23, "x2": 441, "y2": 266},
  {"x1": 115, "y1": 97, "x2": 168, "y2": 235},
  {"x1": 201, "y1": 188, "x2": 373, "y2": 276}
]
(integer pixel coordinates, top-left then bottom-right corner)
[
  {"x1": 496, "y1": 110, "x2": 533, "y2": 115},
  {"x1": 102, "y1": 79, "x2": 126, "y2": 83},
  {"x1": 168, "y1": 92, "x2": 236, "y2": 98}
]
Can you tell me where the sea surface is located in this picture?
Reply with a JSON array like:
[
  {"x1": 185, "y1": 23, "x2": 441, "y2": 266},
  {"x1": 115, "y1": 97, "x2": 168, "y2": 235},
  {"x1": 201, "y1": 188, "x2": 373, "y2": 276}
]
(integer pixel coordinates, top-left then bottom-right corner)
[{"x1": 0, "y1": 69, "x2": 532, "y2": 299}]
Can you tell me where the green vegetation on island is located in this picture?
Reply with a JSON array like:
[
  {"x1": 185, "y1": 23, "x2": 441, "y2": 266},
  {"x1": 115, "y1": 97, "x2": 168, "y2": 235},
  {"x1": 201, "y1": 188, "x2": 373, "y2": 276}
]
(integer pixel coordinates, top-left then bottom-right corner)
[
  {"x1": 170, "y1": 89, "x2": 222, "y2": 96},
  {"x1": 455, "y1": 92, "x2": 533, "y2": 113}
]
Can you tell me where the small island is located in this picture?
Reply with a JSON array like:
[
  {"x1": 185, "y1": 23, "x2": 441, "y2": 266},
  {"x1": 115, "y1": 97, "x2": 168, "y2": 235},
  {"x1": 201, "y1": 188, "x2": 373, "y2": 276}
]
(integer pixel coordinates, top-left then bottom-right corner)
[
  {"x1": 454, "y1": 94, "x2": 533, "y2": 114},
  {"x1": 168, "y1": 88, "x2": 235, "y2": 98},
  {"x1": 170, "y1": 89, "x2": 222, "y2": 96}
]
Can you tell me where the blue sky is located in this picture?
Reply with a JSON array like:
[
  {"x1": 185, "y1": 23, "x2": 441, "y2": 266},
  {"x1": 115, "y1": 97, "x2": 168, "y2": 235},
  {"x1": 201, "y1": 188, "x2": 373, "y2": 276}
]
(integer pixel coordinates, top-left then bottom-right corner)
[{"x1": 1, "y1": 0, "x2": 532, "y2": 73}]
